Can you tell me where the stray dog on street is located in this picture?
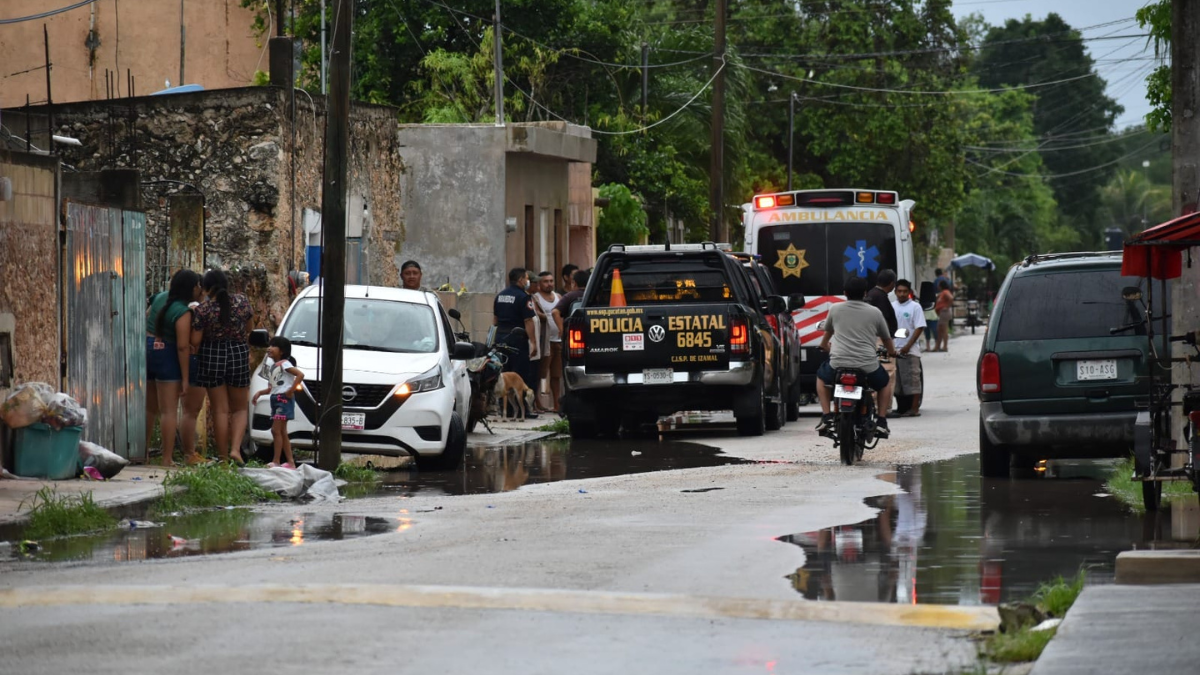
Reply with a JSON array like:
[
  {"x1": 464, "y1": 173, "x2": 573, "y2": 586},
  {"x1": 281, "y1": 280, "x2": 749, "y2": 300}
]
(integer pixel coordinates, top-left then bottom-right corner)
[{"x1": 496, "y1": 371, "x2": 536, "y2": 421}]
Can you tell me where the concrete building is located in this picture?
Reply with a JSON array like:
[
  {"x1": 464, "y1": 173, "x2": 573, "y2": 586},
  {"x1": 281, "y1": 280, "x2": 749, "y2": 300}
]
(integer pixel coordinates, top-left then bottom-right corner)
[
  {"x1": 397, "y1": 122, "x2": 597, "y2": 294},
  {"x1": 0, "y1": 0, "x2": 262, "y2": 108}
]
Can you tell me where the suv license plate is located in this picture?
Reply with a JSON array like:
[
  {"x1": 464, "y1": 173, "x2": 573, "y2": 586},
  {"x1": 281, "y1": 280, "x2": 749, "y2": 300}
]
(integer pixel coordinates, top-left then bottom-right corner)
[
  {"x1": 836, "y1": 385, "x2": 863, "y2": 400},
  {"x1": 643, "y1": 368, "x2": 674, "y2": 385},
  {"x1": 342, "y1": 412, "x2": 366, "y2": 430},
  {"x1": 1077, "y1": 359, "x2": 1117, "y2": 381}
]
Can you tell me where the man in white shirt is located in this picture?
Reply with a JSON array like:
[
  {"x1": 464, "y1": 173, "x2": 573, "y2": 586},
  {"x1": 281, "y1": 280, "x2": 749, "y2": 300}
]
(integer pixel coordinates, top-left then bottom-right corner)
[
  {"x1": 532, "y1": 271, "x2": 562, "y2": 413},
  {"x1": 890, "y1": 279, "x2": 927, "y2": 416}
]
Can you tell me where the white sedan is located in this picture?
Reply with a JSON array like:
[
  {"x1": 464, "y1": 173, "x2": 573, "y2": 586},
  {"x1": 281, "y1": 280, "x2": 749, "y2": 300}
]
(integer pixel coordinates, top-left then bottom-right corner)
[{"x1": 249, "y1": 285, "x2": 474, "y2": 470}]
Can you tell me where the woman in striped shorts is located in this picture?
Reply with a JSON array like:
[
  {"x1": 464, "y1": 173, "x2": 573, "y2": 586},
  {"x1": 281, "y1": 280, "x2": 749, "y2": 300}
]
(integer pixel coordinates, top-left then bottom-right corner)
[{"x1": 185, "y1": 269, "x2": 254, "y2": 464}]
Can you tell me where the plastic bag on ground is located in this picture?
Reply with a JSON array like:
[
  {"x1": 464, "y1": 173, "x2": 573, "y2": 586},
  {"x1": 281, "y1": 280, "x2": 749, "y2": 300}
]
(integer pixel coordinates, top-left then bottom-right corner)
[
  {"x1": 239, "y1": 464, "x2": 342, "y2": 502},
  {"x1": 42, "y1": 392, "x2": 87, "y2": 430},
  {"x1": 0, "y1": 383, "x2": 53, "y2": 429},
  {"x1": 79, "y1": 441, "x2": 129, "y2": 479}
]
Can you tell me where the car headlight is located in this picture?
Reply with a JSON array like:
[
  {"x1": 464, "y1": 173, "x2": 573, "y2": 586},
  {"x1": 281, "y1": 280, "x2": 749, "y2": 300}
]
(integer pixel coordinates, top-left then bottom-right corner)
[{"x1": 395, "y1": 365, "x2": 443, "y2": 396}]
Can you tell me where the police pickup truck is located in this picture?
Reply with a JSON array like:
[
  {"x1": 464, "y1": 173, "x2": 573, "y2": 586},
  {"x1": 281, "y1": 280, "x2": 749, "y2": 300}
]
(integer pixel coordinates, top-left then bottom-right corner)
[{"x1": 562, "y1": 243, "x2": 786, "y2": 438}]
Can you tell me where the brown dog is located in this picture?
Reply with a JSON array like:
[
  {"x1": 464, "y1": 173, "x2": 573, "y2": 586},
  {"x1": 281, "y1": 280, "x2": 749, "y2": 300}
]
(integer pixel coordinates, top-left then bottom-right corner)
[{"x1": 497, "y1": 371, "x2": 536, "y2": 422}]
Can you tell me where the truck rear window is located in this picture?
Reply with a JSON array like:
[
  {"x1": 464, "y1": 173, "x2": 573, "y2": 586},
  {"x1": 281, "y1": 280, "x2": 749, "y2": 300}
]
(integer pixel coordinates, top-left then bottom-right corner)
[
  {"x1": 995, "y1": 270, "x2": 1144, "y2": 342},
  {"x1": 591, "y1": 259, "x2": 733, "y2": 306}
]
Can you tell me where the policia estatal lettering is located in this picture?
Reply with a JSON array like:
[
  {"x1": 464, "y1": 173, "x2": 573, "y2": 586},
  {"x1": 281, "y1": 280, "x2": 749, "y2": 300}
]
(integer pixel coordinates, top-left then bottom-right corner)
[{"x1": 493, "y1": 267, "x2": 540, "y2": 397}]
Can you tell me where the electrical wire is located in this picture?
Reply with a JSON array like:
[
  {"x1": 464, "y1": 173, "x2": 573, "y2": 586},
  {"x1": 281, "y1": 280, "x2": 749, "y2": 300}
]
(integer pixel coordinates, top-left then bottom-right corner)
[
  {"x1": 0, "y1": 0, "x2": 98, "y2": 25},
  {"x1": 737, "y1": 62, "x2": 1097, "y2": 96},
  {"x1": 964, "y1": 137, "x2": 1161, "y2": 179}
]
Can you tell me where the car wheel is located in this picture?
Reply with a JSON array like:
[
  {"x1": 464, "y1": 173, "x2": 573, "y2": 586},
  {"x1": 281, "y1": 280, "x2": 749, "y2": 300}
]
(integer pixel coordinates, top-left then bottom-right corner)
[
  {"x1": 785, "y1": 377, "x2": 802, "y2": 422},
  {"x1": 765, "y1": 374, "x2": 785, "y2": 432},
  {"x1": 736, "y1": 383, "x2": 766, "y2": 437},
  {"x1": 416, "y1": 412, "x2": 466, "y2": 471},
  {"x1": 979, "y1": 419, "x2": 1010, "y2": 478},
  {"x1": 568, "y1": 418, "x2": 597, "y2": 439}
]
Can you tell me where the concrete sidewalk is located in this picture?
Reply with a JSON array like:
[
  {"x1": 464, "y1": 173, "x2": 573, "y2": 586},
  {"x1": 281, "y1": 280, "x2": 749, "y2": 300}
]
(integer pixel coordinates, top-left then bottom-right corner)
[
  {"x1": 1030, "y1": 584, "x2": 1200, "y2": 675},
  {"x1": 0, "y1": 464, "x2": 169, "y2": 527}
]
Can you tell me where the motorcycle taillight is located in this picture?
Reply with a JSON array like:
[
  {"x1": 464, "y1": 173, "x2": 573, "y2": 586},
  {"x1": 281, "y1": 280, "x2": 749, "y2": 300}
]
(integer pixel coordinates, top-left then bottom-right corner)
[{"x1": 839, "y1": 373, "x2": 857, "y2": 386}]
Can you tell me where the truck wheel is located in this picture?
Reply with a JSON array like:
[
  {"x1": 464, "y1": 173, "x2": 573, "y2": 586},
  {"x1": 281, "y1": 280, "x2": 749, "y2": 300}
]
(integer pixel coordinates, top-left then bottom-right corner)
[
  {"x1": 596, "y1": 407, "x2": 621, "y2": 438},
  {"x1": 736, "y1": 384, "x2": 766, "y2": 437},
  {"x1": 765, "y1": 374, "x2": 785, "y2": 431},
  {"x1": 979, "y1": 419, "x2": 1010, "y2": 478},
  {"x1": 569, "y1": 418, "x2": 598, "y2": 440},
  {"x1": 785, "y1": 377, "x2": 802, "y2": 422}
]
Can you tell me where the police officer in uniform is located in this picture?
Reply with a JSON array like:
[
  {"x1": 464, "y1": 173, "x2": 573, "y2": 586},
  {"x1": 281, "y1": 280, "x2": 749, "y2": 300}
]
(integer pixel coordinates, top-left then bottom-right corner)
[{"x1": 494, "y1": 267, "x2": 540, "y2": 417}]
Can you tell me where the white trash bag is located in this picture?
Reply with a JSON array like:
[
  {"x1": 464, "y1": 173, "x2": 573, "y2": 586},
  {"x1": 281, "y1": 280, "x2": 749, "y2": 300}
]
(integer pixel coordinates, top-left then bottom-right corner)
[{"x1": 79, "y1": 441, "x2": 130, "y2": 479}]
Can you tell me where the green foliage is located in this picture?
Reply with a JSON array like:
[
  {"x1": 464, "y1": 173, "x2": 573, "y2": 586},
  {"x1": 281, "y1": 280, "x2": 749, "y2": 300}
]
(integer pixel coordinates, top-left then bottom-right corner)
[
  {"x1": 1104, "y1": 457, "x2": 1196, "y2": 512},
  {"x1": 157, "y1": 463, "x2": 278, "y2": 513},
  {"x1": 985, "y1": 626, "x2": 1056, "y2": 663},
  {"x1": 251, "y1": 70, "x2": 270, "y2": 87},
  {"x1": 333, "y1": 463, "x2": 381, "y2": 484},
  {"x1": 1136, "y1": 0, "x2": 1172, "y2": 131},
  {"x1": 597, "y1": 183, "x2": 649, "y2": 249},
  {"x1": 22, "y1": 488, "x2": 117, "y2": 540},
  {"x1": 534, "y1": 417, "x2": 570, "y2": 434},
  {"x1": 1034, "y1": 571, "x2": 1086, "y2": 618}
]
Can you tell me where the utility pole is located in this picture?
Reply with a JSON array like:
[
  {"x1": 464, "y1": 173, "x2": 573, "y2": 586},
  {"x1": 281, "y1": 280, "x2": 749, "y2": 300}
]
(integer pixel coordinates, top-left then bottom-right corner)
[
  {"x1": 275, "y1": 0, "x2": 286, "y2": 37},
  {"x1": 179, "y1": 0, "x2": 185, "y2": 86},
  {"x1": 787, "y1": 93, "x2": 796, "y2": 191},
  {"x1": 493, "y1": 0, "x2": 505, "y2": 126},
  {"x1": 1171, "y1": 0, "x2": 1200, "y2": 452},
  {"x1": 320, "y1": 0, "x2": 327, "y2": 95},
  {"x1": 641, "y1": 42, "x2": 649, "y2": 119},
  {"x1": 709, "y1": 0, "x2": 727, "y2": 242},
  {"x1": 44, "y1": 24, "x2": 53, "y2": 148},
  {"x1": 317, "y1": 0, "x2": 353, "y2": 471}
]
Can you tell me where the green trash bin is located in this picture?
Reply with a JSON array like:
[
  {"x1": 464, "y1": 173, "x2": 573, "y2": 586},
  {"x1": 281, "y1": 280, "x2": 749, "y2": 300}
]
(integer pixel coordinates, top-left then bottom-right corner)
[{"x1": 13, "y1": 423, "x2": 83, "y2": 480}]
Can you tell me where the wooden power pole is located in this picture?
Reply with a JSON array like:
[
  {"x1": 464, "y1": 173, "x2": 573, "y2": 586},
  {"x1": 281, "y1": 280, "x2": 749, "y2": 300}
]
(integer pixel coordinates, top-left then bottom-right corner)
[
  {"x1": 709, "y1": 0, "x2": 727, "y2": 242},
  {"x1": 317, "y1": 0, "x2": 353, "y2": 471},
  {"x1": 1171, "y1": 0, "x2": 1200, "y2": 449}
]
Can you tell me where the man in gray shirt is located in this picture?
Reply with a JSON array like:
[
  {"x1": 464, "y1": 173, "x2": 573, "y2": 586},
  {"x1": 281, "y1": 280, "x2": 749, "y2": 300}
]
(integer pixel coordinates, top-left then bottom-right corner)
[{"x1": 817, "y1": 276, "x2": 897, "y2": 436}]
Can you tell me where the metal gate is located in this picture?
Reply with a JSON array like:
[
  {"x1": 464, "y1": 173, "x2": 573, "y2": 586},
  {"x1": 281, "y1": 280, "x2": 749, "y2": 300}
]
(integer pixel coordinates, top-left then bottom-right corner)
[{"x1": 64, "y1": 202, "x2": 147, "y2": 461}]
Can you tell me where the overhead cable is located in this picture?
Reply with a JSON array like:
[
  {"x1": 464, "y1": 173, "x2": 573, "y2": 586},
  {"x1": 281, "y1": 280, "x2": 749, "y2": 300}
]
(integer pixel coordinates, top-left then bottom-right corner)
[{"x1": 0, "y1": 0, "x2": 98, "y2": 25}]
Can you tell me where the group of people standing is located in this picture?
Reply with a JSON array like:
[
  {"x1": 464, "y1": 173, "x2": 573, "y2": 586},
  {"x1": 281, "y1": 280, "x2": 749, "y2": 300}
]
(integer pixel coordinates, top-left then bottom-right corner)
[
  {"x1": 145, "y1": 268, "x2": 256, "y2": 467},
  {"x1": 493, "y1": 264, "x2": 589, "y2": 417}
]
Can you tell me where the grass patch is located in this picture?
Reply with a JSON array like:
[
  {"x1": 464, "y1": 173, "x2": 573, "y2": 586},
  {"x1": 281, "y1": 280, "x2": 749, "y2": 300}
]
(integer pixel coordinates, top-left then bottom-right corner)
[
  {"x1": 1104, "y1": 457, "x2": 1195, "y2": 512},
  {"x1": 155, "y1": 463, "x2": 278, "y2": 514},
  {"x1": 334, "y1": 463, "x2": 381, "y2": 483},
  {"x1": 982, "y1": 570, "x2": 1086, "y2": 665},
  {"x1": 22, "y1": 487, "x2": 117, "y2": 540},
  {"x1": 534, "y1": 417, "x2": 570, "y2": 434}
]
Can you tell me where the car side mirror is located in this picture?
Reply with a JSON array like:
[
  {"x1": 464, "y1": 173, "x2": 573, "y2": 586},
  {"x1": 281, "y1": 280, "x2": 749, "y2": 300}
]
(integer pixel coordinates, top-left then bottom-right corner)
[
  {"x1": 1121, "y1": 286, "x2": 1143, "y2": 301},
  {"x1": 448, "y1": 308, "x2": 462, "y2": 321},
  {"x1": 451, "y1": 341, "x2": 476, "y2": 360},
  {"x1": 919, "y1": 281, "x2": 936, "y2": 309},
  {"x1": 787, "y1": 294, "x2": 806, "y2": 311},
  {"x1": 249, "y1": 329, "x2": 271, "y2": 349},
  {"x1": 762, "y1": 295, "x2": 787, "y2": 315}
]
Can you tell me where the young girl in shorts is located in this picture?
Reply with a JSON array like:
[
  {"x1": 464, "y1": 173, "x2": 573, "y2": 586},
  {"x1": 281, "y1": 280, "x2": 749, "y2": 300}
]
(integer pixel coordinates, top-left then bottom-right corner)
[{"x1": 252, "y1": 336, "x2": 304, "y2": 469}]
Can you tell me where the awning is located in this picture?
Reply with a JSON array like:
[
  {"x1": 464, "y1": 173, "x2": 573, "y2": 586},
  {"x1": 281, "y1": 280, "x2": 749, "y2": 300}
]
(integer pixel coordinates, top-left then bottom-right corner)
[
  {"x1": 949, "y1": 252, "x2": 995, "y2": 271},
  {"x1": 1121, "y1": 211, "x2": 1200, "y2": 279}
]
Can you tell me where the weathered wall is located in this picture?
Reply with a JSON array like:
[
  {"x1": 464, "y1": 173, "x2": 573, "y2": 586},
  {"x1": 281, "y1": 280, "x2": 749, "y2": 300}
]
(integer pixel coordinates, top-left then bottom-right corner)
[
  {"x1": 7, "y1": 87, "x2": 404, "y2": 327},
  {"x1": 0, "y1": 0, "x2": 262, "y2": 108},
  {"x1": 0, "y1": 151, "x2": 60, "y2": 388},
  {"x1": 397, "y1": 125, "x2": 507, "y2": 293},
  {"x1": 568, "y1": 162, "x2": 595, "y2": 267},
  {"x1": 506, "y1": 152, "x2": 571, "y2": 276}
]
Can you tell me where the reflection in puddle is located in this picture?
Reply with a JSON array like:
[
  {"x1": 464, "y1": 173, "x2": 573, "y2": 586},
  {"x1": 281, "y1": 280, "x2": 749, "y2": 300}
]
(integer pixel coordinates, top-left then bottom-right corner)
[
  {"x1": 779, "y1": 455, "x2": 1200, "y2": 605},
  {"x1": 361, "y1": 437, "x2": 747, "y2": 497},
  {"x1": 8, "y1": 510, "x2": 395, "y2": 563}
]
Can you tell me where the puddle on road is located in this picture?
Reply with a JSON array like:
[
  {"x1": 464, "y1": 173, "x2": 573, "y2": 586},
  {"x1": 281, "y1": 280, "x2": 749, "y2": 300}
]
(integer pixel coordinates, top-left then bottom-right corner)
[
  {"x1": 778, "y1": 454, "x2": 1200, "y2": 605},
  {"x1": 5, "y1": 510, "x2": 397, "y2": 564},
  {"x1": 356, "y1": 437, "x2": 748, "y2": 497}
]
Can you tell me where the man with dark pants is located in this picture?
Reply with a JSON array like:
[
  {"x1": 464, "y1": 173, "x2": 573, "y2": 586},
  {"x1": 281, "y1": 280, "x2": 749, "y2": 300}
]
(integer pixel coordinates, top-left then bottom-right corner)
[
  {"x1": 817, "y1": 276, "x2": 897, "y2": 437},
  {"x1": 865, "y1": 268, "x2": 898, "y2": 336},
  {"x1": 494, "y1": 267, "x2": 540, "y2": 419}
]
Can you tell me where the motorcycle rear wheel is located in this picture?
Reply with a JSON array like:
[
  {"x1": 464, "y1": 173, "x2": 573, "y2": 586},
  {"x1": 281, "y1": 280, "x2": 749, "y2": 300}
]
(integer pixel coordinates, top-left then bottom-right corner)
[{"x1": 838, "y1": 415, "x2": 857, "y2": 466}]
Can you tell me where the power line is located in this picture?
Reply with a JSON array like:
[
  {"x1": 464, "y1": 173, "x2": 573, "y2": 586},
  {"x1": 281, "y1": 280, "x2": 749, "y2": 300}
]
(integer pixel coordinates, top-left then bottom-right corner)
[
  {"x1": 0, "y1": 0, "x2": 98, "y2": 25},
  {"x1": 736, "y1": 62, "x2": 1097, "y2": 96},
  {"x1": 965, "y1": 137, "x2": 1161, "y2": 179}
]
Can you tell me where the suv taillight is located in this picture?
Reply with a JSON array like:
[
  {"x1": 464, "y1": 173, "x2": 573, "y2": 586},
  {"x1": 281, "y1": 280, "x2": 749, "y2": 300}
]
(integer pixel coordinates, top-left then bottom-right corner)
[
  {"x1": 567, "y1": 321, "x2": 586, "y2": 361},
  {"x1": 730, "y1": 318, "x2": 750, "y2": 356},
  {"x1": 980, "y1": 352, "x2": 1001, "y2": 393}
]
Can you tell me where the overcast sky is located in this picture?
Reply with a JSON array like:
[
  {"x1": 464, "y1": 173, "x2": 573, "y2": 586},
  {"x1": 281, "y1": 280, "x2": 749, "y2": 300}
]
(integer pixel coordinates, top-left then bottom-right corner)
[{"x1": 949, "y1": 0, "x2": 1158, "y2": 130}]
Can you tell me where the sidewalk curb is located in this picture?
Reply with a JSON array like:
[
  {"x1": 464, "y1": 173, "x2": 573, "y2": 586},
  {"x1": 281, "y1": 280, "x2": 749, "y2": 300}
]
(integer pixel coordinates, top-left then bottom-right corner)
[{"x1": 469, "y1": 430, "x2": 554, "y2": 447}]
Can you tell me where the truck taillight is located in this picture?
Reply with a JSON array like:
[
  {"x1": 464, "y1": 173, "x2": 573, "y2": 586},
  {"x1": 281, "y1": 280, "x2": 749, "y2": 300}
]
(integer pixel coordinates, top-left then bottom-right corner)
[
  {"x1": 979, "y1": 353, "x2": 1001, "y2": 393},
  {"x1": 567, "y1": 324, "x2": 586, "y2": 360},
  {"x1": 730, "y1": 318, "x2": 749, "y2": 356}
]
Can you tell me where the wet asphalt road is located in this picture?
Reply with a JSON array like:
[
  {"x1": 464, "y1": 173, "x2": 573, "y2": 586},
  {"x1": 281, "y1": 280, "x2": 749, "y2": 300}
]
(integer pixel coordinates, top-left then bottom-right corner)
[{"x1": 0, "y1": 333, "x2": 1103, "y2": 674}]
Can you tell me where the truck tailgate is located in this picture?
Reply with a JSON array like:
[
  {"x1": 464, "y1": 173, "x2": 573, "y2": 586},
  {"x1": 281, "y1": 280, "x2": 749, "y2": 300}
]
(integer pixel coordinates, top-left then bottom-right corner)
[{"x1": 581, "y1": 304, "x2": 734, "y2": 373}]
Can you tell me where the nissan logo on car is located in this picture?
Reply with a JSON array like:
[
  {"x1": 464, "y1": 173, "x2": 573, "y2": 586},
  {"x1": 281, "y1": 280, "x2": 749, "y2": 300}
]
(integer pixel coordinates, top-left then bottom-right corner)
[
  {"x1": 647, "y1": 325, "x2": 666, "y2": 343},
  {"x1": 342, "y1": 386, "x2": 357, "y2": 402}
]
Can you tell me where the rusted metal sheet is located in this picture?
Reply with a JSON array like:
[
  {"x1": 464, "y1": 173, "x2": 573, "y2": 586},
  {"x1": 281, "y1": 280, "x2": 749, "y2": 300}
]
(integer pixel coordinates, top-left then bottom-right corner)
[{"x1": 63, "y1": 201, "x2": 146, "y2": 460}]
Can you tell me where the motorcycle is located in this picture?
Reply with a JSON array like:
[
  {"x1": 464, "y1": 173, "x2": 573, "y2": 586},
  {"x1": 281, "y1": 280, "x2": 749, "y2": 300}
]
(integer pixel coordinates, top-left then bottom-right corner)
[
  {"x1": 449, "y1": 310, "x2": 524, "y2": 434},
  {"x1": 824, "y1": 329, "x2": 907, "y2": 466}
]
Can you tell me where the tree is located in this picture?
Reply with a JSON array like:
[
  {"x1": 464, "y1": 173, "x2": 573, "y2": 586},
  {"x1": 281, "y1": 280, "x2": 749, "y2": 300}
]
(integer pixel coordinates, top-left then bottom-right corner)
[
  {"x1": 1136, "y1": 0, "x2": 1172, "y2": 132},
  {"x1": 596, "y1": 183, "x2": 649, "y2": 249}
]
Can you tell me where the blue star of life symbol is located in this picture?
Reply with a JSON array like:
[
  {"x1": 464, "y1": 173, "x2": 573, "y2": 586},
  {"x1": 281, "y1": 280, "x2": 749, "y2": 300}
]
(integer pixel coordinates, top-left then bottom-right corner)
[{"x1": 844, "y1": 240, "x2": 880, "y2": 277}]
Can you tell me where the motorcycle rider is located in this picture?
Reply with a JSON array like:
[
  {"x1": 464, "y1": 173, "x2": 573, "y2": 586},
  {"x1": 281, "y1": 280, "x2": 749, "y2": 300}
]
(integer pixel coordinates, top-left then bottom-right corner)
[{"x1": 816, "y1": 276, "x2": 897, "y2": 437}]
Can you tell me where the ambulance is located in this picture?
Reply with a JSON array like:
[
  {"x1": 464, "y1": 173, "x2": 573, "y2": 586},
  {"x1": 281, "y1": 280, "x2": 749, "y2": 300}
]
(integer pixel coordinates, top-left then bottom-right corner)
[{"x1": 742, "y1": 189, "x2": 917, "y2": 397}]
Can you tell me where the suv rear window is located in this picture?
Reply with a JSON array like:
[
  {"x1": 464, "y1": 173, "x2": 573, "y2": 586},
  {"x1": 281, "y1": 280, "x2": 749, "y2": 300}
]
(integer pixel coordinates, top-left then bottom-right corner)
[
  {"x1": 591, "y1": 257, "x2": 734, "y2": 306},
  {"x1": 995, "y1": 269, "x2": 1143, "y2": 342}
]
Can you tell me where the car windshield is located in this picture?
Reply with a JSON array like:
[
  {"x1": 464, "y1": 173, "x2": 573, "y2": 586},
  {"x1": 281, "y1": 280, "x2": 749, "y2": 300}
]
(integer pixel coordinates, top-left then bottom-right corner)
[
  {"x1": 279, "y1": 297, "x2": 440, "y2": 353},
  {"x1": 995, "y1": 270, "x2": 1144, "y2": 342}
]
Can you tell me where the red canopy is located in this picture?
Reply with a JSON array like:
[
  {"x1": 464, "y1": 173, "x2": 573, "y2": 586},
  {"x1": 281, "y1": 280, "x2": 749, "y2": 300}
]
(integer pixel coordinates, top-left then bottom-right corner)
[{"x1": 1121, "y1": 211, "x2": 1200, "y2": 280}]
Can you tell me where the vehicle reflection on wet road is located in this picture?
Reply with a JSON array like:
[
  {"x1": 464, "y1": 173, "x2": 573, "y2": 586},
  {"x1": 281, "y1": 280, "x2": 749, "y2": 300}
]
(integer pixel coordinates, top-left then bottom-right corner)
[{"x1": 778, "y1": 454, "x2": 1200, "y2": 605}]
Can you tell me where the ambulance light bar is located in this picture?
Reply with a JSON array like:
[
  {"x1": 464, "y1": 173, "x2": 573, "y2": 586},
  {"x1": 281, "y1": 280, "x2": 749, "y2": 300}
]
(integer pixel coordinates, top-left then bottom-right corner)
[{"x1": 752, "y1": 190, "x2": 900, "y2": 210}]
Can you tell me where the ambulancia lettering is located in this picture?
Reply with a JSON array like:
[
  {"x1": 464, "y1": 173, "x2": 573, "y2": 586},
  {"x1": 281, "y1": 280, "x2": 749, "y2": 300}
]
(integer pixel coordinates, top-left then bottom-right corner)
[{"x1": 765, "y1": 210, "x2": 891, "y2": 223}]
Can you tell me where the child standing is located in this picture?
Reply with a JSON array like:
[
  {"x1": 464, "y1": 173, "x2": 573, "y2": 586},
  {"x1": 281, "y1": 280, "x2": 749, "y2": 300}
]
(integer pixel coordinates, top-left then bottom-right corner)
[{"x1": 252, "y1": 336, "x2": 304, "y2": 469}]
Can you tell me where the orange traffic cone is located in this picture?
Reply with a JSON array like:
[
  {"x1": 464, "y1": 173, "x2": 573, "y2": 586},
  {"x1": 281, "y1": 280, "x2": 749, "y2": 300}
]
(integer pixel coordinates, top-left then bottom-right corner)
[{"x1": 609, "y1": 268, "x2": 627, "y2": 307}]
